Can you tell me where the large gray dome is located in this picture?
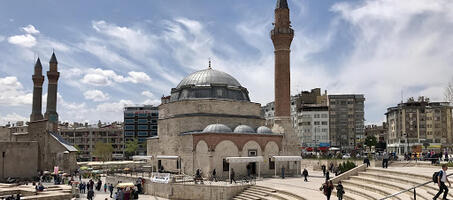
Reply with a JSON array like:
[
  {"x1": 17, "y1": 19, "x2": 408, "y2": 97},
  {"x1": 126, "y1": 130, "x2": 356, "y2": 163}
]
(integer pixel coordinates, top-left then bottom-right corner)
[
  {"x1": 233, "y1": 125, "x2": 255, "y2": 133},
  {"x1": 176, "y1": 68, "x2": 242, "y2": 88},
  {"x1": 202, "y1": 124, "x2": 233, "y2": 133},
  {"x1": 170, "y1": 68, "x2": 250, "y2": 102}
]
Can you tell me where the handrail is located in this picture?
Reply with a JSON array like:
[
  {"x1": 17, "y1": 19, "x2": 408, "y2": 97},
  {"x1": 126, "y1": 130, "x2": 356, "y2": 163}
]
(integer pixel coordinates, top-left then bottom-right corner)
[{"x1": 379, "y1": 173, "x2": 453, "y2": 200}]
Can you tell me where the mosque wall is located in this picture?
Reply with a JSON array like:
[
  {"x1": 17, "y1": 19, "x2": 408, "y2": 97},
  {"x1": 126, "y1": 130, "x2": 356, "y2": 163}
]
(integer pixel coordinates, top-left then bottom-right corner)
[{"x1": 0, "y1": 141, "x2": 38, "y2": 180}]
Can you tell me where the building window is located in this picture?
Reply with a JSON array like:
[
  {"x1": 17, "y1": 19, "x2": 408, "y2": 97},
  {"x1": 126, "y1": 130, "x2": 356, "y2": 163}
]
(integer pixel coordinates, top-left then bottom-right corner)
[
  {"x1": 321, "y1": 121, "x2": 328, "y2": 125},
  {"x1": 269, "y1": 158, "x2": 275, "y2": 170},
  {"x1": 223, "y1": 159, "x2": 229, "y2": 171},
  {"x1": 138, "y1": 119, "x2": 148, "y2": 124},
  {"x1": 125, "y1": 119, "x2": 135, "y2": 124},
  {"x1": 124, "y1": 131, "x2": 134, "y2": 137},
  {"x1": 125, "y1": 125, "x2": 134, "y2": 130},
  {"x1": 138, "y1": 125, "x2": 148, "y2": 130},
  {"x1": 138, "y1": 131, "x2": 148, "y2": 137},
  {"x1": 314, "y1": 121, "x2": 320, "y2": 125},
  {"x1": 138, "y1": 113, "x2": 148, "y2": 117},
  {"x1": 125, "y1": 113, "x2": 135, "y2": 118},
  {"x1": 248, "y1": 150, "x2": 257, "y2": 157},
  {"x1": 138, "y1": 138, "x2": 146, "y2": 143}
]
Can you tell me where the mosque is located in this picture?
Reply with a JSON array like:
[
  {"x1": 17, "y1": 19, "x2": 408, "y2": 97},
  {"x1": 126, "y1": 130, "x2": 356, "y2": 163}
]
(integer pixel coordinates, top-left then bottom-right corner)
[{"x1": 147, "y1": 0, "x2": 300, "y2": 178}]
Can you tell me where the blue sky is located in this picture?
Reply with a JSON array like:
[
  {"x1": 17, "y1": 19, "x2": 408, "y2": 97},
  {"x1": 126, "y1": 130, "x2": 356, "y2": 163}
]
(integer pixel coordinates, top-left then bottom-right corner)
[{"x1": 1, "y1": 0, "x2": 453, "y2": 125}]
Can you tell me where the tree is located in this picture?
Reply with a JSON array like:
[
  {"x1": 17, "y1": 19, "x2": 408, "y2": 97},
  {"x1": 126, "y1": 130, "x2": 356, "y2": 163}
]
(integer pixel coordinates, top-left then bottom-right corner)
[
  {"x1": 93, "y1": 142, "x2": 113, "y2": 162},
  {"x1": 445, "y1": 78, "x2": 453, "y2": 104},
  {"x1": 364, "y1": 136, "x2": 377, "y2": 152},
  {"x1": 124, "y1": 138, "x2": 139, "y2": 158}
]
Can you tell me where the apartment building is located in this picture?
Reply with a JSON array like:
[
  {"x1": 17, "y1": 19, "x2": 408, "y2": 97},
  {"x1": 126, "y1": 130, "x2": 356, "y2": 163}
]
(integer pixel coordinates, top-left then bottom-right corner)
[{"x1": 123, "y1": 105, "x2": 158, "y2": 155}]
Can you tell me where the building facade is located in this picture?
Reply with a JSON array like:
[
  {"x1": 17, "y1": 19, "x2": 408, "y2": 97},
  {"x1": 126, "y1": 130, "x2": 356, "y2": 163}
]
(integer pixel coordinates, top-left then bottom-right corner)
[
  {"x1": 386, "y1": 97, "x2": 453, "y2": 154},
  {"x1": 263, "y1": 88, "x2": 329, "y2": 150},
  {"x1": 124, "y1": 105, "x2": 158, "y2": 155},
  {"x1": 59, "y1": 122, "x2": 124, "y2": 161},
  {"x1": 328, "y1": 94, "x2": 365, "y2": 151}
]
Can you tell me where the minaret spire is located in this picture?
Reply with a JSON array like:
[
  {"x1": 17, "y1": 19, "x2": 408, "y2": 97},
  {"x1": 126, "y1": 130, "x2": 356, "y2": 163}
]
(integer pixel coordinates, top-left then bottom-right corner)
[
  {"x1": 271, "y1": 0, "x2": 294, "y2": 117},
  {"x1": 44, "y1": 52, "x2": 60, "y2": 131},
  {"x1": 30, "y1": 58, "x2": 44, "y2": 121}
]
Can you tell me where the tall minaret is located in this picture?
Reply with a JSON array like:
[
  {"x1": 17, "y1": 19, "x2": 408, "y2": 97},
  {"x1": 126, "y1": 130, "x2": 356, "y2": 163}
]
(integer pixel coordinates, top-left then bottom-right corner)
[
  {"x1": 30, "y1": 58, "x2": 44, "y2": 122},
  {"x1": 44, "y1": 52, "x2": 60, "y2": 131},
  {"x1": 271, "y1": 0, "x2": 294, "y2": 117}
]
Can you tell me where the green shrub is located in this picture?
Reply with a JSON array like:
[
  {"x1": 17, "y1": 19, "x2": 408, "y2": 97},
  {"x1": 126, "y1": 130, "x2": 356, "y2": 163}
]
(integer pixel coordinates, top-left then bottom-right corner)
[{"x1": 338, "y1": 161, "x2": 356, "y2": 174}]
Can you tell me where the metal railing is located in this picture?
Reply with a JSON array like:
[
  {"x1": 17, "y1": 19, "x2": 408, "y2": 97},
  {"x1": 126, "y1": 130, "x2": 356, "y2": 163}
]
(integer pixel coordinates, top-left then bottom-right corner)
[{"x1": 379, "y1": 173, "x2": 453, "y2": 200}]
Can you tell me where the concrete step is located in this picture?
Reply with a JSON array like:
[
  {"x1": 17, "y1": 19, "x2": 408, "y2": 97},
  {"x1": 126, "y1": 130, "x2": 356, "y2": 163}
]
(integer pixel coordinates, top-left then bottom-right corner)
[
  {"x1": 243, "y1": 191, "x2": 267, "y2": 199},
  {"x1": 341, "y1": 184, "x2": 380, "y2": 200},
  {"x1": 349, "y1": 176, "x2": 430, "y2": 200},
  {"x1": 343, "y1": 179, "x2": 402, "y2": 200},
  {"x1": 237, "y1": 193, "x2": 261, "y2": 200},
  {"x1": 366, "y1": 168, "x2": 431, "y2": 181},
  {"x1": 332, "y1": 190, "x2": 367, "y2": 200},
  {"x1": 250, "y1": 185, "x2": 305, "y2": 200},
  {"x1": 251, "y1": 185, "x2": 278, "y2": 193},
  {"x1": 245, "y1": 189, "x2": 270, "y2": 196}
]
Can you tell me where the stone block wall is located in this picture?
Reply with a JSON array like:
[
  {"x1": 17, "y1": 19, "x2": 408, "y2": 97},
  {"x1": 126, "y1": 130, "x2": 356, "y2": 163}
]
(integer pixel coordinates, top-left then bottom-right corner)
[{"x1": 0, "y1": 142, "x2": 38, "y2": 180}]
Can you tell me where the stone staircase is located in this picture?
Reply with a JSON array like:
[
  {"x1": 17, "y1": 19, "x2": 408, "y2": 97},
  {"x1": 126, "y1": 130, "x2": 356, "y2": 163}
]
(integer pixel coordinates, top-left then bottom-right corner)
[
  {"x1": 334, "y1": 167, "x2": 453, "y2": 200},
  {"x1": 233, "y1": 185, "x2": 306, "y2": 200}
]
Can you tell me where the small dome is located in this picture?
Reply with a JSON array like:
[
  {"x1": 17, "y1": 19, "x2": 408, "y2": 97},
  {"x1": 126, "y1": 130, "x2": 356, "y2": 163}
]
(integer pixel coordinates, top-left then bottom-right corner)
[
  {"x1": 257, "y1": 126, "x2": 273, "y2": 134},
  {"x1": 233, "y1": 125, "x2": 255, "y2": 133},
  {"x1": 203, "y1": 124, "x2": 232, "y2": 133}
]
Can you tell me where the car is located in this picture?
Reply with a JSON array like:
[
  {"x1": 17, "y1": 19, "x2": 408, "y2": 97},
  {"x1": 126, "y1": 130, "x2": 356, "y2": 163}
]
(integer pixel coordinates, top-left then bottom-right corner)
[{"x1": 342, "y1": 154, "x2": 351, "y2": 159}]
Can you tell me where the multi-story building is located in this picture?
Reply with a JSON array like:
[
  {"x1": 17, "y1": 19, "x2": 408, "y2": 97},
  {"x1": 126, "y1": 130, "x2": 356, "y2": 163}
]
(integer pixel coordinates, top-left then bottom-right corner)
[
  {"x1": 386, "y1": 97, "x2": 453, "y2": 154},
  {"x1": 0, "y1": 121, "x2": 28, "y2": 141},
  {"x1": 59, "y1": 122, "x2": 124, "y2": 161},
  {"x1": 263, "y1": 88, "x2": 329, "y2": 149},
  {"x1": 364, "y1": 122, "x2": 388, "y2": 142},
  {"x1": 294, "y1": 105, "x2": 329, "y2": 149},
  {"x1": 123, "y1": 105, "x2": 158, "y2": 155},
  {"x1": 328, "y1": 94, "x2": 365, "y2": 151}
]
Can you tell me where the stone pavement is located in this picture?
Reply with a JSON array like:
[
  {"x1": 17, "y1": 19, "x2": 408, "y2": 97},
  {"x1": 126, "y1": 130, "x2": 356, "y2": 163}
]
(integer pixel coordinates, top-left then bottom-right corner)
[{"x1": 256, "y1": 170, "x2": 331, "y2": 200}]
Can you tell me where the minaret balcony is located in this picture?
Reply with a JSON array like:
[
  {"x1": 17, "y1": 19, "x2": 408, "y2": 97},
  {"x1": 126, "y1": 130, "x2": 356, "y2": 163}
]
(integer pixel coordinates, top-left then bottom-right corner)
[{"x1": 270, "y1": 27, "x2": 294, "y2": 35}]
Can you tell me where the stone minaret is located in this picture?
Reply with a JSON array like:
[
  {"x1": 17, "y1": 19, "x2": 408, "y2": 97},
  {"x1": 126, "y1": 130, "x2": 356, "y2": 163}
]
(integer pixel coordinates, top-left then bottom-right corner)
[
  {"x1": 271, "y1": 0, "x2": 294, "y2": 117},
  {"x1": 30, "y1": 58, "x2": 45, "y2": 122},
  {"x1": 44, "y1": 52, "x2": 60, "y2": 131}
]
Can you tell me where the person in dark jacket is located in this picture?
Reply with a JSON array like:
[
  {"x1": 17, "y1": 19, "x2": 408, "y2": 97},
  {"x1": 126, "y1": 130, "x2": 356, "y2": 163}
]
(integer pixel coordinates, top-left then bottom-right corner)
[
  {"x1": 322, "y1": 164, "x2": 327, "y2": 177},
  {"x1": 326, "y1": 171, "x2": 330, "y2": 181},
  {"x1": 108, "y1": 184, "x2": 114, "y2": 198},
  {"x1": 336, "y1": 181, "x2": 345, "y2": 200},
  {"x1": 364, "y1": 156, "x2": 370, "y2": 167},
  {"x1": 230, "y1": 168, "x2": 236, "y2": 184},
  {"x1": 87, "y1": 189, "x2": 95, "y2": 200},
  {"x1": 320, "y1": 180, "x2": 334, "y2": 200},
  {"x1": 302, "y1": 169, "x2": 309, "y2": 182}
]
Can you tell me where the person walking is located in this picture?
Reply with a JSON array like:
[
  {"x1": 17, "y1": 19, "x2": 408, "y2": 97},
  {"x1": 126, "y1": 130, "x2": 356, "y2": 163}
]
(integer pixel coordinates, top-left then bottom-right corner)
[
  {"x1": 382, "y1": 151, "x2": 389, "y2": 168},
  {"x1": 326, "y1": 171, "x2": 330, "y2": 181},
  {"x1": 230, "y1": 168, "x2": 236, "y2": 184},
  {"x1": 336, "y1": 181, "x2": 345, "y2": 200},
  {"x1": 364, "y1": 156, "x2": 370, "y2": 167},
  {"x1": 109, "y1": 184, "x2": 114, "y2": 198},
  {"x1": 87, "y1": 189, "x2": 95, "y2": 200},
  {"x1": 303, "y1": 169, "x2": 309, "y2": 182},
  {"x1": 104, "y1": 183, "x2": 107, "y2": 193},
  {"x1": 433, "y1": 164, "x2": 451, "y2": 200},
  {"x1": 322, "y1": 164, "x2": 327, "y2": 177},
  {"x1": 212, "y1": 169, "x2": 217, "y2": 182},
  {"x1": 320, "y1": 180, "x2": 334, "y2": 200}
]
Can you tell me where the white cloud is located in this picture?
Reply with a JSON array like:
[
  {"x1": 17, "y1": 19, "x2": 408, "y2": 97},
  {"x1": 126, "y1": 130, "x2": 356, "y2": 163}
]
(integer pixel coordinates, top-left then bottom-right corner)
[
  {"x1": 142, "y1": 99, "x2": 161, "y2": 106},
  {"x1": 0, "y1": 76, "x2": 32, "y2": 105},
  {"x1": 81, "y1": 68, "x2": 152, "y2": 86},
  {"x1": 22, "y1": 25, "x2": 40, "y2": 34},
  {"x1": 8, "y1": 34, "x2": 36, "y2": 48},
  {"x1": 141, "y1": 91, "x2": 154, "y2": 98},
  {"x1": 96, "y1": 99, "x2": 133, "y2": 113},
  {"x1": 83, "y1": 90, "x2": 110, "y2": 102},
  {"x1": 0, "y1": 113, "x2": 27, "y2": 125}
]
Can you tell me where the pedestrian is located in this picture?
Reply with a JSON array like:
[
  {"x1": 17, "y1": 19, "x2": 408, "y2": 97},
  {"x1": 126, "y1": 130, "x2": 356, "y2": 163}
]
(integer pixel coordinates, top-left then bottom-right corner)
[
  {"x1": 87, "y1": 189, "x2": 95, "y2": 200},
  {"x1": 109, "y1": 184, "x2": 114, "y2": 198},
  {"x1": 336, "y1": 181, "x2": 345, "y2": 200},
  {"x1": 79, "y1": 183, "x2": 83, "y2": 194},
  {"x1": 230, "y1": 168, "x2": 236, "y2": 184},
  {"x1": 322, "y1": 164, "x2": 327, "y2": 177},
  {"x1": 364, "y1": 156, "x2": 370, "y2": 167},
  {"x1": 433, "y1": 164, "x2": 451, "y2": 200},
  {"x1": 326, "y1": 171, "x2": 330, "y2": 181},
  {"x1": 104, "y1": 183, "x2": 107, "y2": 193},
  {"x1": 303, "y1": 168, "x2": 309, "y2": 182},
  {"x1": 212, "y1": 169, "x2": 217, "y2": 182},
  {"x1": 382, "y1": 151, "x2": 389, "y2": 168},
  {"x1": 329, "y1": 163, "x2": 334, "y2": 173},
  {"x1": 320, "y1": 180, "x2": 334, "y2": 200}
]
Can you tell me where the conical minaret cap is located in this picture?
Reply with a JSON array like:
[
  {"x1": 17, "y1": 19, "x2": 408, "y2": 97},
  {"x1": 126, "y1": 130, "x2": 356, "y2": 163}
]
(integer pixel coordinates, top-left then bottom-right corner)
[{"x1": 49, "y1": 52, "x2": 58, "y2": 64}]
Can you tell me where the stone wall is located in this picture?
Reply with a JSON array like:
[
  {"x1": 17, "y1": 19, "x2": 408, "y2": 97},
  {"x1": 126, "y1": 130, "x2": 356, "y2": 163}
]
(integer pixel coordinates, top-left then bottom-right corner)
[
  {"x1": 330, "y1": 164, "x2": 367, "y2": 184},
  {"x1": 0, "y1": 142, "x2": 38, "y2": 180},
  {"x1": 105, "y1": 175, "x2": 248, "y2": 200}
]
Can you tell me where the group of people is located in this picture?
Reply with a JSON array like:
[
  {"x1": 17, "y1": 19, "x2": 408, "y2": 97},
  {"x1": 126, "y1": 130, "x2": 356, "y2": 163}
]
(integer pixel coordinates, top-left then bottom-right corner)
[
  {"x1": 112, "y1": 186, "x2": 140, "y2": 200},
  {"x1": 320, "y1": 180, "x2": 344, "y2": 200}
]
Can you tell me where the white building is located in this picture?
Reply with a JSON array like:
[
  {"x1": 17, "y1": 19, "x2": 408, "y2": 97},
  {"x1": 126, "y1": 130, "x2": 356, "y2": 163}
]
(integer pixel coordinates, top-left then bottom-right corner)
[{"x1": 294, "y1": 105, "x2": 329, "y2": 149}]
